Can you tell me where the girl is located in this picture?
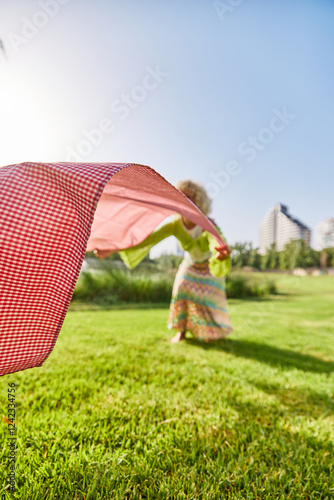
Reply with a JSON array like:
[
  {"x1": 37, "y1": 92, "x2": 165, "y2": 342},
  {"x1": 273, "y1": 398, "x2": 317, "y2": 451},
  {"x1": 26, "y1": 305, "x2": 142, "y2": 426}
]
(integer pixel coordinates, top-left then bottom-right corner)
[{"x1": 119, "y1": 180, "x2": 233, "y2": 343}]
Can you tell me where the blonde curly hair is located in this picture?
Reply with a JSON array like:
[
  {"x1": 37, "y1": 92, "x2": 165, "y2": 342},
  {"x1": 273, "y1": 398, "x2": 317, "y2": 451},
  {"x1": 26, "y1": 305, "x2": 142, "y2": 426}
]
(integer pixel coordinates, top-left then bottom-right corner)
[{"x1": 176, "y1": 180, "x2": 212, "y2": 215}]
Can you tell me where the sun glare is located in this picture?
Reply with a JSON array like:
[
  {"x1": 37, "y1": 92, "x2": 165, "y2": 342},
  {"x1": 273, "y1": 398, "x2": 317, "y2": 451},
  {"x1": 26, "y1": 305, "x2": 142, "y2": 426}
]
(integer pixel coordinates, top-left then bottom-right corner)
[{"x1": 0, "y1": 63, "x2": 63, "y2": 166}]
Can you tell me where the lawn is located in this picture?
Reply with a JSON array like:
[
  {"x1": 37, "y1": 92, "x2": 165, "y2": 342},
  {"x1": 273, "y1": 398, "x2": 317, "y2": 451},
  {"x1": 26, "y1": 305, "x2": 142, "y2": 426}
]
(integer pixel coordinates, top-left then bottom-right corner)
[{"x1": 0, "y1": 275, "x2": 333, "y2": 499}]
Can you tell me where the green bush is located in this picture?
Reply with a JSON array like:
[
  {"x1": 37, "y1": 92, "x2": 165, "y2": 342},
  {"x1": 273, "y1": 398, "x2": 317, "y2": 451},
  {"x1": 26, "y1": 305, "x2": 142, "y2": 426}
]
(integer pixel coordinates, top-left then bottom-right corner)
[
  {"x1": 226, "y1": 272, "x2": 277, "y2": 298},
  {"x1": 72, "y1": 268, "x2": 277, "y2": 304},
  {"x1": 73, "y1": 269, "x2": 174, "y2": 304}
]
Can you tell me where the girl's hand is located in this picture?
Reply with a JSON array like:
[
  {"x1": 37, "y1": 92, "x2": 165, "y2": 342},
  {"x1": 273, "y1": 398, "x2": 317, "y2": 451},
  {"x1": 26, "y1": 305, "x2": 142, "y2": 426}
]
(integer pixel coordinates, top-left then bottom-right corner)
[
  {"x1": 94, "y1": 249, "x2": 117, "y2": 259},
  {"x1": 214, "y1": 245, "x2": 231, "y2": 261}
]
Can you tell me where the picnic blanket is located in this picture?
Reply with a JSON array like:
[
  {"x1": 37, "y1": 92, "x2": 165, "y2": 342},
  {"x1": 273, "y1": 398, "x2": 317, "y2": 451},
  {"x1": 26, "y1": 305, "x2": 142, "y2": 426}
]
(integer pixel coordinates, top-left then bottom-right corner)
[{"x1": 0, "y1": 162, "x2": 224, "y2": 376}]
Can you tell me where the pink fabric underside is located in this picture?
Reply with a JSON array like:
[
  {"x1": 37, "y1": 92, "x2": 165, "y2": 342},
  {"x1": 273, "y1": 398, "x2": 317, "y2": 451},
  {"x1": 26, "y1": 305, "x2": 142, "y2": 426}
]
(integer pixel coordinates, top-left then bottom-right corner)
[{"x1": 87, "y1": 164, "x2": 224, "y2": 256}]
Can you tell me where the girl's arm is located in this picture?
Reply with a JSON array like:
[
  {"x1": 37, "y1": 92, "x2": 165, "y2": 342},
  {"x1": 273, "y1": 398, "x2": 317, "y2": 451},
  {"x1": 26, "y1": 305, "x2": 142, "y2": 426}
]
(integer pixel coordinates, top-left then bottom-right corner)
[{"x1": 118, "y1": 219, "x2": 178, "y2": 269}]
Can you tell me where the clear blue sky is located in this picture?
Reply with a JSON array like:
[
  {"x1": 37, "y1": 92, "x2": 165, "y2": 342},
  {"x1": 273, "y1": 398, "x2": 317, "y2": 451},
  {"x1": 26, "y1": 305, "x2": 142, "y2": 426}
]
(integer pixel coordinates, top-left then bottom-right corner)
[{"x1": 1, "y1": 0, "x2": 333, "y2": 249}]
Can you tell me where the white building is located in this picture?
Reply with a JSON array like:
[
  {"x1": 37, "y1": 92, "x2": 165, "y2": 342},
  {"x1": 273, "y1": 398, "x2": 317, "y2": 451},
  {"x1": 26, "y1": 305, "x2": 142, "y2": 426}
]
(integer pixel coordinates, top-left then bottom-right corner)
[
  {"x1": 259, "y1": 203, "x2": 311, "y2": 254},
  {"x1": 315, "y1": 218, "x2": 334, "y2": 250}
]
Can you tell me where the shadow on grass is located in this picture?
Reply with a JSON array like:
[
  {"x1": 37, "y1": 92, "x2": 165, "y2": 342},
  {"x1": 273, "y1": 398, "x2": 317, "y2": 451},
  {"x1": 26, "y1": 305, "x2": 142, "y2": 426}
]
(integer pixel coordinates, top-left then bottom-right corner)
[
  {"x1": 185, "y1": 338, "x2": 334, "y2": 374},
  {"x1": 252, "y1": 379, "x2": 334, "y2": 417},
  {"x1": 228, "y1": 296, "x2": 277, "y2": 302}
]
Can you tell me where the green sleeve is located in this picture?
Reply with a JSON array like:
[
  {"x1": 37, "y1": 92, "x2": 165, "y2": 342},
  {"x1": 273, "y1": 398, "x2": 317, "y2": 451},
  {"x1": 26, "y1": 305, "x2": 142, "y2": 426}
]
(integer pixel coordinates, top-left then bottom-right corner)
[
  {"x1": 207, "y1": 231, "x2": 232, "y2": 277},
  {"x1": 119, "y1": 219, "x2": 188, "y2": 269}
]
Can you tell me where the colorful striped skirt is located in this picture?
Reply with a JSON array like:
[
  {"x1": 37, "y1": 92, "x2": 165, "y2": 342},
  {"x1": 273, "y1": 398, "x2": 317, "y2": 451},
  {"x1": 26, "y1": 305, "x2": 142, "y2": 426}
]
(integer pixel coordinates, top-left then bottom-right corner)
[{"x1": 168, "y1": 259, "x2": 233, "y2": 342}]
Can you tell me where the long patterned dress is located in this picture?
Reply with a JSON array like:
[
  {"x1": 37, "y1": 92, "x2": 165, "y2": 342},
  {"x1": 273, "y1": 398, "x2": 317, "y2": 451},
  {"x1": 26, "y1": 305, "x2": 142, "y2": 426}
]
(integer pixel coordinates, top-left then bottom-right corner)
[{"x1": 119, "y1": 217, "x2": 233, "y2": 341}]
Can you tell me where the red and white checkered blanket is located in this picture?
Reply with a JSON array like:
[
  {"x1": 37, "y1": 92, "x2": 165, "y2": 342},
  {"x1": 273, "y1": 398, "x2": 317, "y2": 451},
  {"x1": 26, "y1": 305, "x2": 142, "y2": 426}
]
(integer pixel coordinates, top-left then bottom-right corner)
[{"x1": 0, "y1": 162, "x2": 224, "y2": 376}]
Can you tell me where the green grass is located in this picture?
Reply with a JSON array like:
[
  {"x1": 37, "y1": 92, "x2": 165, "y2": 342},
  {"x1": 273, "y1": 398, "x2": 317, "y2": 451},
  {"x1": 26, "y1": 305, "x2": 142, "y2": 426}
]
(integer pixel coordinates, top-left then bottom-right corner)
[{"x1": 0, "y1": 275, "x2": 333, "y2": 499}]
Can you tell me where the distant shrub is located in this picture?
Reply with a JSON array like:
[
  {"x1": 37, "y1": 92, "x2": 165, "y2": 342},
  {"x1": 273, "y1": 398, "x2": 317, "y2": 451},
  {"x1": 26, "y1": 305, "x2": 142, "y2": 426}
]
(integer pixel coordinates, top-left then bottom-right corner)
[
  {"x1": 226, "y1": 273, "x2": 277, "y2": 298},
  {"x1": 72, "y1": 269, "x2": 277, "y2": 304},
  {"x1": 73, "y1": 269, "x2": 173, "y2": 304}
]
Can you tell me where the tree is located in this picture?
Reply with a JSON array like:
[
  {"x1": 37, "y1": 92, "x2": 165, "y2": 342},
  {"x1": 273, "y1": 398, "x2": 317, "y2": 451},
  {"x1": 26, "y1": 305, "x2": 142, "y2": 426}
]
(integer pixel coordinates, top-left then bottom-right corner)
[
  {"x1": 260, "y1": 243, "x2": 279, "y2": 270},
  {"x1": 279, "y1": 240, "x2": 318, "y2": 270},
  {"x1": 320, "y1": 247, "x2": 334, "y2": 268},
  {"x1": 231, "y1": 242, "x2": 261, "y2": 269}
]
